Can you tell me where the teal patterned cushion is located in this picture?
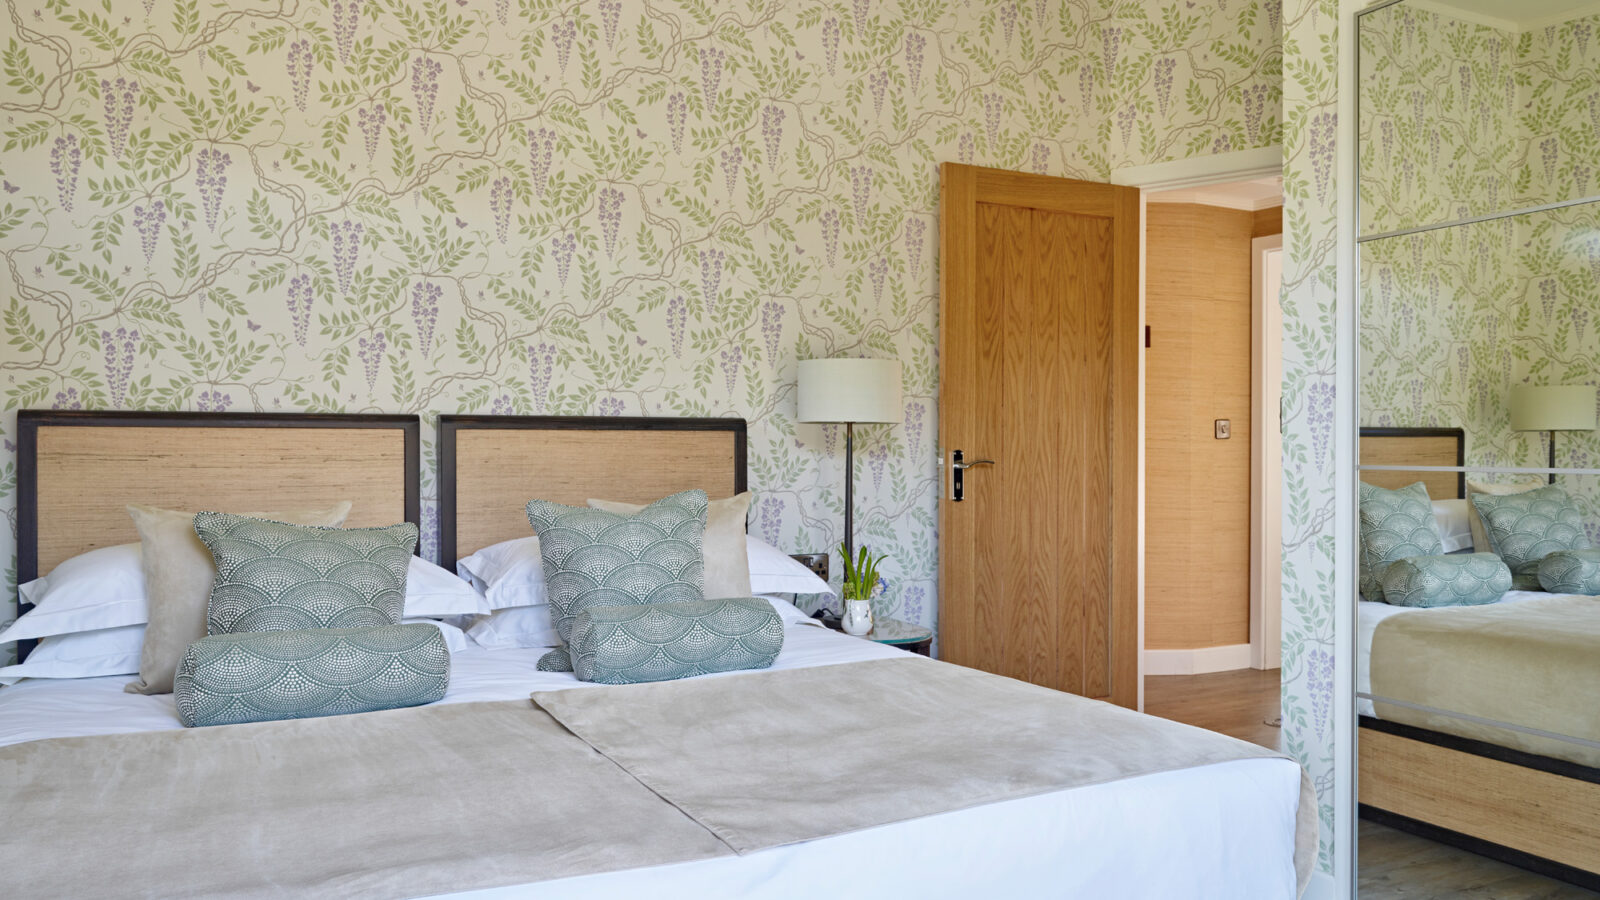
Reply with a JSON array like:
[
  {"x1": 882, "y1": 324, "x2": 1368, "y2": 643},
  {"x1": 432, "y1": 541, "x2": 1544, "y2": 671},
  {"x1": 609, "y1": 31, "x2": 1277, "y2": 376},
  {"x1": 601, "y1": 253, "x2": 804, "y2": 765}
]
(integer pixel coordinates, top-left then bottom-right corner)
[
  {"x1": 173, "y1": 624, "x2": 448, "y2": 727},
  {"x1": 1359, "y1": 482, "x2": 1444, "y2": 602},
  {"x1": 195, "y1": 512, "x2": 418, "y2": 635},
  {"x1": 1378, "y1": 553, "x2": 1511, "y2": 608},
  {"x1": 558, "y1": 597, "x2": 784, "y2": 684},
  {"x1": 525, "y1": 489, "x2": 707, "y2": 644},
  {"x1": 1471, "y1": 485, "x2": 1590, "y2": 579},
  {"x1": 1537, "y1": 549, "x2": 1600, "y2": 595}
]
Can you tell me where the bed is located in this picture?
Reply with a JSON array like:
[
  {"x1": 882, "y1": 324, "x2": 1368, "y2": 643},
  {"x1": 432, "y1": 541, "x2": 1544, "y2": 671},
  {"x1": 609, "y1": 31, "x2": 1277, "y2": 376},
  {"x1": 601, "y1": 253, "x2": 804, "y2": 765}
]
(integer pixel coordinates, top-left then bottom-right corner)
[
  {"x1": 1357, "y1": 426, "x2": 1600, "y2": 888},
  {"x1": 0, "y1": 411, "x2": 1314, "y2": 899}
]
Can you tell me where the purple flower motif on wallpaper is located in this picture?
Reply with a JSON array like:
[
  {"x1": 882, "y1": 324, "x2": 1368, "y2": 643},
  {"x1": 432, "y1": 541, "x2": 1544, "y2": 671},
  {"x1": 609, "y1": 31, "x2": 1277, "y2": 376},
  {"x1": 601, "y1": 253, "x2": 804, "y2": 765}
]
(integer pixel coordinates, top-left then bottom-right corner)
[
  {"x1": 1589, "y1": 93, "x2": 1600, "y2": 143},
  {"x1": 868, "y1": 441, "x2": 888, "y2": 490},
  {"x1": 490, "y1": 176, "x2": 513, "y2": 244},
  {"x1": 869, "y1": 70, "x2": 889, "y2": 118},
  {"x1": 1116, "y1": 104, "x2": 1136, "y2": 148},
  {"x1": 1212, "y1": 132, "x2": 1233, "y2": 154},
  {"x1": 822, "y1": 18, "x2": 840, "y2": 76},
  {"x1": 759, "y1": 496, "x2": 783, "y2": 546},
  {"x1": 720, "y1": 345, "x2": 742, "y2": 393},
  {"x1": 527, "y1": 127, "x2": 555, "y2": 198},
  {"x1": 132, "y1": 200, "x2": 166, "y2": 263},
  {"x1": 905, "y1": 401, "x2": 925, "y2": 459},
  {"x1": 101, "y1": 77, "x2": 139, "y2": 159},
  {"x1": 598, "y1": 0, "x2": 621, "y2": 48},
  {"x1": 1308, "y1": 380, "x2": 1335, "y2": 467},
  {"x1": 957, "y1": 132, "x2": 975, "y2": 165},
  {"x1": 761, "y1": 105, "x2": 785, "y2": 170},
  {"x1": 1456, "y1": 346, "x2": 1469, "y2": 390},
  {"x1": 1078, "y1": 65, "x2": 1096, "y2": 112},
  {"x1": 1541, "y1": 278, "x2": 1557, "y2": 322},
  {"x1": 331, "y1": 219, "x2": 364, "y2": 295},
  {"x1": 357, "y1": 102, "x2": 386, "y2": 162},
  {"x1": 761, "y1": 300, "x2": 784, "y2": 360},
  {"x1": 194, "y1": 147, "x2": 230, "y2": 232},
  {"x1": 52, "y1": 388, "x2": 82, "y2": 410},
  {"x1": 527, "y1": 342, "x2": 556, "y2": 412},
  {"x1": 667, "y1": 92, "x2": 687, "y2": 154},
  {"x1": 596, "y1": 186, "x2": 624, "y2": 256},
  {"x1": 286, "y1": 40, "x2": 313, "y2": 112},
  {"x1": 412, "y1": 281, "x2": 441, "y2": 358},
  {"x1": 412, "y1": 57, "x2": 442, "y2": 132},
  {"x1": 1310, "y1": 111, "x2": 1336, "y2": 202},
  {"x1": 821, "y1": 208, "x2": 840, "y2": 266},
  {"x1": 552, "y1": 19, "x2": 577, "y2": 73},
  {"x1": 701, "y1": 47, "x2": 726, "y2": 114},
  {"x1": 1574, "y1": 307, "x2": 1589, "y2": 343},
  {"x1": 904, "y1": 217, "x2": 925, "y2": 279},
  {"x1": 286, "y1": 274, "x2": 314, "y2": 346},
  {"x1": 667, "y1": 295, "x2": 687, "y2": 357},
  {"x1": 1000, "y1": 3, "x2": 1018, "y2": 44},
  {"x1": 905, "y1": 33, "x2": 925, "y2": 89},
  {"x1": 982, "y1": 92, "x2": 1004, "y2": 145},
  {"x1": 495, "y1": 0, "x2": 508, "y2": 27},
  {"x1": 1541, "y1": 137, "x2": 1559, "y2": 182},
  {"x1": 700, "y1": 249, "x2": 725, "y2": 317},
  {"x1": 101, "y1": 326, "x2": 141, "y2": 406},
  {"x1": 1154, "y1": 57, "x2": 1176, "y2": 116},
  {"x1": 720, "y1": 145, "x2": 743, "y2": 196},
  {"x1": 868, "y1": 256, "x2": 888, "y2": 305},
  {"x1": 331, "y1": 0, "x2": 362, "y2": 64},
  {"x1": 598, "y1": 396, "x2": 624, "y2": 416},
  {"x1": 1031, "y1": 142, "x2": 1049, "y2": 173},
  {"x1": 1244, "y1": 83, "x2": 1270, "y2": 144},
  {"x1": 901, "y1": 585, "x2": 925, "y2": 623},
  {"x1": 551, "y1": 232, "x2": 576, "y2": 286},
  {"x1": 420, "y1": 504, "x2": 439, "y2": 560},
  {"x1": 50, "y1": 134, "x2": 80, "y2": 212},
  {"x1": 823, "y1": 422, "x2": 838, "y2": 457},
  {"x1": 850, "y1": 165, "x2": 874, "y2": 229},
  {"x1": 1102, "y1": 26, "x2": 1122, "y2": 79},
  {"x1": 491, "y1": 393, "x2": 514, "y2": 415},
  {"x1": 357, "y1": 331, "x2": 387, "y2": 391},
  {"x1": 196, "y1": 389, "x2": 232, "y2": 412},
  {"x1": 1307, "y1": 646, "x2": 1333, "y2": 740}
]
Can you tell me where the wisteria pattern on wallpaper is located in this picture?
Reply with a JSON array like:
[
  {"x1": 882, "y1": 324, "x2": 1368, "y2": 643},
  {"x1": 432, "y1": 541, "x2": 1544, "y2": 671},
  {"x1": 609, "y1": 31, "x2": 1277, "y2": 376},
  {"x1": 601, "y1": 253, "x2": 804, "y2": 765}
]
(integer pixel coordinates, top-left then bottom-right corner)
[
  {"x1": 0, "y1": 0, "x2": 1282, "y2": 659},
  {"x1": 1280, "y1": 0, "x2": 1339, "y2": 876}
]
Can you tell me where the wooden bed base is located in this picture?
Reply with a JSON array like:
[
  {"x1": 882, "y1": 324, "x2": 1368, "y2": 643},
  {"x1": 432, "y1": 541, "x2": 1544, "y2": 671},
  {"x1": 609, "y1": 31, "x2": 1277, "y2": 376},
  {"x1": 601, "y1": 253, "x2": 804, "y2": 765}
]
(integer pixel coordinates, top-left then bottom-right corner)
[{"x1": 1359, "y1": 716, "x2": 1600, "y2": 889}]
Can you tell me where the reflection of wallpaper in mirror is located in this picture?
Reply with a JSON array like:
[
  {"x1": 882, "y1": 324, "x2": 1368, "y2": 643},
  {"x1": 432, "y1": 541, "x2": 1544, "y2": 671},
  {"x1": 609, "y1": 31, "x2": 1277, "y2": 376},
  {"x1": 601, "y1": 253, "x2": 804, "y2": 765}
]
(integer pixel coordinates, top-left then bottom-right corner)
[
  {"x1": 1358, "y1": 4, "x2": 1600, "y2": 237},
  {"x1": 1362, "y1": 200, "x2": 1600, "y2": 541}
]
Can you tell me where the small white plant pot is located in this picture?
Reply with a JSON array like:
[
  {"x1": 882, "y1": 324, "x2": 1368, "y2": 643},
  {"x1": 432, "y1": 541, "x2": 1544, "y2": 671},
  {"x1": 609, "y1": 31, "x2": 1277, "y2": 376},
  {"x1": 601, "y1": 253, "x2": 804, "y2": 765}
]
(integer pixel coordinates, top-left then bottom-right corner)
[{"x1": 842, "y1": 598, "x2": 874, "y2": 636}]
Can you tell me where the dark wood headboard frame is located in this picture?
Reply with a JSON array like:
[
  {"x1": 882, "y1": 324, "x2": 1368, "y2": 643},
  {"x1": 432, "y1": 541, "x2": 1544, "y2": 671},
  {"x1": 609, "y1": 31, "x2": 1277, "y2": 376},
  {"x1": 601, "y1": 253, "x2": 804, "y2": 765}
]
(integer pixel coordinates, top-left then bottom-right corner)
[
  {"x1": 14, "y1": 410, "x2": 421, "y2": 660},
  {"x1": 1359, "y1": 426, "x2": 1466, "y2": 499},
  {"x1": 437, "y1": 415, "x2": 747, "y2": 566}
]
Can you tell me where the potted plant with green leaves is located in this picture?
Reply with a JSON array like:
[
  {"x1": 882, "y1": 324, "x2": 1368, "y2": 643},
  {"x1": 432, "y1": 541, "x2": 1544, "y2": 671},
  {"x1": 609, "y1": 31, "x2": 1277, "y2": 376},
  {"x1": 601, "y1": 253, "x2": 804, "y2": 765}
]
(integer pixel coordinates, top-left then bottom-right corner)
[{"x1": 839, "y1": 542, "x2": 886, "y2": 636}]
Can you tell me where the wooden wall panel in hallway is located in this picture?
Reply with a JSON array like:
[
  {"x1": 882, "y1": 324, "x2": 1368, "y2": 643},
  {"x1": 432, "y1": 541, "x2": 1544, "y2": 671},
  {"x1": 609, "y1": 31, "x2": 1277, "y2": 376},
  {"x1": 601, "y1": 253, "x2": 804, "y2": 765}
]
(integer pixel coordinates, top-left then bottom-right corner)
[
  {"x1": 940, "y1": 164, "x2": 1137, "y2": 706},
  {"x1": 1145, "y1": 202, "x2": 1255, "y2": 651}
]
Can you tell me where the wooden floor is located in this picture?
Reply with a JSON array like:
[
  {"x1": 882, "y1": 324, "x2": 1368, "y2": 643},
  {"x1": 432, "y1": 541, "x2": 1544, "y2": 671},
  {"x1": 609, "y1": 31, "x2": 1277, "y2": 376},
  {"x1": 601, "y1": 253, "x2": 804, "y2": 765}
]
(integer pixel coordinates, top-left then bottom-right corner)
[{"x1": 1143, "y1": 667, "x2": 1600, "y2": 898}]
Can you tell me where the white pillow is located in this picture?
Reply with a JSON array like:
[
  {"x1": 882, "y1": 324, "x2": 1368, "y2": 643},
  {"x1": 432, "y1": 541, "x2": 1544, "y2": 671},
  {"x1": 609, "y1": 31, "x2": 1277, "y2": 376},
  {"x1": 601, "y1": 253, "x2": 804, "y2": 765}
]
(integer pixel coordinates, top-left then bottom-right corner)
[
  {"x1": 0, "y1": 624, "x2": 143, "y2": 685},
  {"x1": 3, "y1": 543, "x2": 148, "y2": 644},
  {"x1": 456, "y1": 536, "x2": 546, "y2": 610},
  {"x1": 467, "y1": 603, "x2": 560, "y2": 650},
  {"x1": 758, "y1": 594, "x2": 825, "y2": 628},
  {"x1": 1, "y1": 545, "x2": 482, "y2": 644},
  {"x1": 1431, "y1": 499, "x2": 1473, "y2": 554},
  {"x1": 402, "y1": 617, "x2": 470, "y2": 653},
  {"x1": 747, "y1": 537, "x2": 835, "y2": 596}
]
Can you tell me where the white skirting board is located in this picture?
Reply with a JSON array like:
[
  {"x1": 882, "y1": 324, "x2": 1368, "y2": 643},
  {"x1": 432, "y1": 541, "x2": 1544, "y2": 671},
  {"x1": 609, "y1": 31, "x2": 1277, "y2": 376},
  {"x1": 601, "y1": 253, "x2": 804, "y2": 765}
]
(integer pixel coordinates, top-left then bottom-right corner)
[{"x1": 1142, "y1": 643, "x2": 1253, "y2": 675}]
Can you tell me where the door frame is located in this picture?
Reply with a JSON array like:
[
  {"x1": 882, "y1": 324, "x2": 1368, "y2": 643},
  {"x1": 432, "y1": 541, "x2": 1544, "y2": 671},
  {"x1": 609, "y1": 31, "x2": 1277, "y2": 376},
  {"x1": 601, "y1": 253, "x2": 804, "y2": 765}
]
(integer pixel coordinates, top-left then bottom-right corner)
[
  {"x1": 1250, "y1": 234, "x2": 1284, "y2": 670},
  {"x1": 1110, "y1": 145, "x2": 1283, "y2": 710}
]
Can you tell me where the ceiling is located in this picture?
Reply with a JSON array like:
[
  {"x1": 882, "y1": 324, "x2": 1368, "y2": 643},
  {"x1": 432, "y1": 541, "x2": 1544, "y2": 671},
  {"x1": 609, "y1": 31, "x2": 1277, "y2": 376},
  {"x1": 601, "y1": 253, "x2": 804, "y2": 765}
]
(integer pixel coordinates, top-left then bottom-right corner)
[
  {"x1": 1405, "y1": 0, "x2": 1600, "y2": 29},
  {"x1": 1148, "y1": 177, "x2": 1283, "y2": 212}
]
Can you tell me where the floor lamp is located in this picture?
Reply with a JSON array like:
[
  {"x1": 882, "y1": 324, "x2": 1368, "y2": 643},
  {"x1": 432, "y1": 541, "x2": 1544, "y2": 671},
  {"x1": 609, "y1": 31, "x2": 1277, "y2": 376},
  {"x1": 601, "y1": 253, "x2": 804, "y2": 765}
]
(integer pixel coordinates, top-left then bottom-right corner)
[
  {"x1": 796, "y1": 358, "x2": 902, "y2": 577},
  {"x1": 1510, "y1": 384, "x2": 1597, "y2": 484}
]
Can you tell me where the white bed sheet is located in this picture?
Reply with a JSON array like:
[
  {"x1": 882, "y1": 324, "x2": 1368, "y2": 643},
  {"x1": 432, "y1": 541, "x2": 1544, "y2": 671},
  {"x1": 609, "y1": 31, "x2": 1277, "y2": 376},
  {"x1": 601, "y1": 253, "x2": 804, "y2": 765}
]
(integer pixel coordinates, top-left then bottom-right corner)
[
  {"x1": 1357, "y1": 590, "x2": 1546, "y2": 717},
  {"x1": 0, "y1": 624, "x2": 1303, "y2": 899}
]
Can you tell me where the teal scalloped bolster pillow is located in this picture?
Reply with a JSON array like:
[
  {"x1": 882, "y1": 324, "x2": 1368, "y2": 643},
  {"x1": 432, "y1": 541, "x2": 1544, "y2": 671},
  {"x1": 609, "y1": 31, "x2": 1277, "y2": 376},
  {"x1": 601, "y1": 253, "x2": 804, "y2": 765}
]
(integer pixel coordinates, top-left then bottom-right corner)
[
  {"x1": 566, "y1": 597, "x2": 784, "y2": 685},
  {"x1": 174, "y1": 624, "x2": 449, "y2": 727},
  {"x1": 1537, "y1": 549, "x2": 1600, "y2": 595},
  {"x1": 1378, "y1": 553, "x2": 1511, "y2": 608}
]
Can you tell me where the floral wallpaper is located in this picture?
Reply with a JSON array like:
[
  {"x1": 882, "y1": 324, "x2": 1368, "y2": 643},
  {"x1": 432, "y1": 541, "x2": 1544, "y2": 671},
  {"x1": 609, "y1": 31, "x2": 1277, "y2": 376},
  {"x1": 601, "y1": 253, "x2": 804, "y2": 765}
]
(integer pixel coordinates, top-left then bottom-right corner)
[{"x1": 0, "y1": 0, "x2": 1282, "y2": 668}]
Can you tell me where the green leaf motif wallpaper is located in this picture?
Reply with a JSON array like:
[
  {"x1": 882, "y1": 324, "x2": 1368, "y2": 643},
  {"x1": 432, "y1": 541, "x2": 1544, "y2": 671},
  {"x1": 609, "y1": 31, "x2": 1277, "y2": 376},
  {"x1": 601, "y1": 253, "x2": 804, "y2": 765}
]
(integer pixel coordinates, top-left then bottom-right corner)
[{"x1": 0, "y1": 0, "x2": 1281, "y2": 664}]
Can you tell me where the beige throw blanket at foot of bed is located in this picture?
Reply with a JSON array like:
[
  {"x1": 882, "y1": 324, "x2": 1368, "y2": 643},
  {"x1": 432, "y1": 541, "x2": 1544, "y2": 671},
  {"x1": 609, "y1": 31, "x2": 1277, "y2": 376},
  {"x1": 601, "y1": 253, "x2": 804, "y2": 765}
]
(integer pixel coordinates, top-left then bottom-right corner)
[
  {"x1": 531, "y1": 657, "x2": 1318, "y2": 896},
  {"x1": 1371, "y1": 594, "x2": 1600, "y2": 767}
]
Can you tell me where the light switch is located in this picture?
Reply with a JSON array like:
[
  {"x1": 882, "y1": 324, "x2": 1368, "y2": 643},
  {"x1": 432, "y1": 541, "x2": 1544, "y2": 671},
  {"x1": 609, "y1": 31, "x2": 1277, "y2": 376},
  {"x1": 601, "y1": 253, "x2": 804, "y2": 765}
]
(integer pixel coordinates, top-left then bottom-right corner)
[{"x1": 1215, "y1": 419, "x2": 1231, "y2": 439}]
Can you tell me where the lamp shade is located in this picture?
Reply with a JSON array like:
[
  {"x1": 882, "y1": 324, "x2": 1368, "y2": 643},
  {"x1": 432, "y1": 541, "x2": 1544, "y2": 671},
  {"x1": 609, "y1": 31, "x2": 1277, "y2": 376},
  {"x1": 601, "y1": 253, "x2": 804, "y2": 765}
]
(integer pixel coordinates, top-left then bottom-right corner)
[
  {"x1": 1510, "y1": 384, "x2": 1597, "y2": 433},
  {"x1": 796, "y1": 358, "x2": 902, "y2": 424}
]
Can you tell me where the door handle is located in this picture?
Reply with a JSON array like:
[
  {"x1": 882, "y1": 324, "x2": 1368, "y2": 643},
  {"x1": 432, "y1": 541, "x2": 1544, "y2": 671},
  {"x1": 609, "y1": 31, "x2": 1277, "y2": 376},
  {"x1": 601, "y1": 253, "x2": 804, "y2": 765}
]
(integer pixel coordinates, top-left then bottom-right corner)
[{"x1": 951, "y1": 450, "x2": 995, "y2": 501}]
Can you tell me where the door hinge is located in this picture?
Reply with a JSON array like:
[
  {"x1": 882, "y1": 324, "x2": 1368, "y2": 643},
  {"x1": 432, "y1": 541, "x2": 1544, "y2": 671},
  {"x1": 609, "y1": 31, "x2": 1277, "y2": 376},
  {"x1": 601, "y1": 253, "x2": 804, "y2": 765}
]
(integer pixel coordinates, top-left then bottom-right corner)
[{"x1": 1144, "y1": 325, "x2": 1151, "y2": 348}]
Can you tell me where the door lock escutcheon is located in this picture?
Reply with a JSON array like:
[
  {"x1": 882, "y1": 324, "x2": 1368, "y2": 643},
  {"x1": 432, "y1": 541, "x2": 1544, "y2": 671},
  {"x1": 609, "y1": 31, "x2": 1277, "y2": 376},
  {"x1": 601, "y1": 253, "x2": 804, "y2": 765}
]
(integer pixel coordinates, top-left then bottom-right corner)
[{"x1": 951, "y1": 449, "x2": 995, "y2": 501}]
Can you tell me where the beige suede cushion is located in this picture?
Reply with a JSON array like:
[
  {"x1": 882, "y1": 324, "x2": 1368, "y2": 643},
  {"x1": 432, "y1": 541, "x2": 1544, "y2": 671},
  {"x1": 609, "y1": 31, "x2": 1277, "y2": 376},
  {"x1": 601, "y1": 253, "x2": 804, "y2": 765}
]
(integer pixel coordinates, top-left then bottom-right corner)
[
  {"x1": 588, "y1": 493, "x2": 752, "y2": 599},
  {"x1": 125, "y1": 501, "x2": 354, "y2": 695},
  {"x1": 1465, "y1": 477, "x2": 1545, "y2": 554}
]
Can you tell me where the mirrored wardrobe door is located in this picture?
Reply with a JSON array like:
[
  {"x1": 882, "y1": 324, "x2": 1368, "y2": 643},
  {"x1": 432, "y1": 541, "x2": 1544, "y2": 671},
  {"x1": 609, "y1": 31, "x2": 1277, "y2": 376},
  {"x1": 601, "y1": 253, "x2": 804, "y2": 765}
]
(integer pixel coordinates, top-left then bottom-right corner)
[{"x1": 1355, "y1": 1, "x2": 1600, "y2": 894}]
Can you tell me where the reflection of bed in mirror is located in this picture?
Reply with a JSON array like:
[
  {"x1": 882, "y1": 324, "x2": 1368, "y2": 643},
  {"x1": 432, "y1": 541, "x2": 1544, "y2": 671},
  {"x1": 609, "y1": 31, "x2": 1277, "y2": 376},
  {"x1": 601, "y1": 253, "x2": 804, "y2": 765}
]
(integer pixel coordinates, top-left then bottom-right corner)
[{"x1": 1357, "y1": 427, "x2": 1600, "y2": 888}]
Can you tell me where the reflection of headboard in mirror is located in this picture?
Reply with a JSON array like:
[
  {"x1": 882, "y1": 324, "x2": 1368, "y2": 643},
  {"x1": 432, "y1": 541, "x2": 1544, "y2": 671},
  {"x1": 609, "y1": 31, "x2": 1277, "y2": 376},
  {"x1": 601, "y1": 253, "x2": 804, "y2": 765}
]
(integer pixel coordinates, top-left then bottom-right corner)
[
  {"x1": 438, "y1": 415, "x2": 747, "y2": 564},
  {"x1": 1359, "y1": 427, "x2": 1464, "y2": 499}
]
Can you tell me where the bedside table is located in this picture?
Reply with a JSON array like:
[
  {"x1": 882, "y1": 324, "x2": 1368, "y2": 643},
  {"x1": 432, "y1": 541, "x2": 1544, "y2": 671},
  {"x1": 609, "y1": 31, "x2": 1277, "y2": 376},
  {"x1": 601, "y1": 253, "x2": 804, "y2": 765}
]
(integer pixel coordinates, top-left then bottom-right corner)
[{"x1": 817, "y1": 614, "x2": 933, "y2": 656}]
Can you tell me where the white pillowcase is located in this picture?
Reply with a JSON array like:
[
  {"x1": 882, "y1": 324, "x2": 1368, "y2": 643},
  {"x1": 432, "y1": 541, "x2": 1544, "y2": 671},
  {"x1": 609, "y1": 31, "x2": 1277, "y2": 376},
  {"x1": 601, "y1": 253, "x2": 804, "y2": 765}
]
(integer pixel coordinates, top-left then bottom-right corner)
[
  {"x1": 1431, "y1": 499, "x2": 1473, "y2": 553},
  {"x1": 467, "y1": 603, "x2": 560, "y2": 650},
  {"x1": 1, "y1": 547, "x2": 485, "y2": 645},
  {"x1": 746, "y1": 537, "x2": 835, "y2": 596},
  {"x1": 0, "y1": 624, "x2": 143, "y2": 685}
]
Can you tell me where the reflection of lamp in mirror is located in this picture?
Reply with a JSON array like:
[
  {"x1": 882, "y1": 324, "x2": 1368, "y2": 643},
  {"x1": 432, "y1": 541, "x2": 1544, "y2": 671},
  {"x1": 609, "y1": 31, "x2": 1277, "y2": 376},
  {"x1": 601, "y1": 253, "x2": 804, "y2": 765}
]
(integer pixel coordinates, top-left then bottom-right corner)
[{"x1": 1510, "y1": 384, "x2": 1597, "y2": 484}]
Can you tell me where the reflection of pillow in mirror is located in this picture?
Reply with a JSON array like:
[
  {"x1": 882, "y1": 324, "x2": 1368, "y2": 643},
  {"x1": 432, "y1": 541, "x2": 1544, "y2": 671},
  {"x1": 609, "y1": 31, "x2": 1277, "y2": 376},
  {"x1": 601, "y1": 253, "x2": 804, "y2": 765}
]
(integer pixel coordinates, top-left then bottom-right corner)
[
  {"x1": 1431, "y1": 499, "x2": 1472, "y2": 553},
  {"x1": 1379, "y1": 553, "x2": 1510, "y2": 608},
  {"x1": 1359, "y1": 482, "x2": 1444, "y2": 602},
  {"x1": 1537, "y1": 549, "x2": 1600, "y2": 596},
  {"x1": 1465, "y1": 477, "x2": 1544, "y2": 554},
  {"x1": 1471, "y1": 484, "x2": 1589, "y2": 579}
]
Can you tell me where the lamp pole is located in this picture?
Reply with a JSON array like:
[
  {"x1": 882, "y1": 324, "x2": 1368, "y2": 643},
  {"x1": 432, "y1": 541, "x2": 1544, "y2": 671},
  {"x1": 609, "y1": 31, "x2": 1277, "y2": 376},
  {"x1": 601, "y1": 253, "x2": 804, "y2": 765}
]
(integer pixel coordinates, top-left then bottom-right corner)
[{"x1": 843, "y1": 421, "x2": 854, "y2": 578}]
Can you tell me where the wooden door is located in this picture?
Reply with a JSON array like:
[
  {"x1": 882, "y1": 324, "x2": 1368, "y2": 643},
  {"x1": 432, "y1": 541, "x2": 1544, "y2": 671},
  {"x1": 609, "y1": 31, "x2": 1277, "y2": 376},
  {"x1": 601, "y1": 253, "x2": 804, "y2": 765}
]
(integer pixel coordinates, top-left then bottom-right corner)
[{"x1": 938, "y1": 163, "x2": 1139, "y2": 707}]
